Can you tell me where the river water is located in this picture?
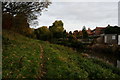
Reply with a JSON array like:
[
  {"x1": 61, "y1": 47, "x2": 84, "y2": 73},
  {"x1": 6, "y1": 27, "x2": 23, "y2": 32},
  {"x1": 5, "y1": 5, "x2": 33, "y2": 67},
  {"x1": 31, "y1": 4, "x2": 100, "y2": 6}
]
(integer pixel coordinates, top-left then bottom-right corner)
[{"x1": 87, "y1": 50, "x2": 120, "y2": 68}]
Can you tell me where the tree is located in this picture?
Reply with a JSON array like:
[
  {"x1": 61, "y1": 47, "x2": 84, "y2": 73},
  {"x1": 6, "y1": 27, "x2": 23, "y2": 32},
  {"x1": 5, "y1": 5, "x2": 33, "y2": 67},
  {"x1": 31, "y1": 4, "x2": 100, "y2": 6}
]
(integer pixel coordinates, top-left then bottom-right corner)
[
  {"x1": 49, "y1": 20, "x2": 64, "y2": 38},
  {"x1": 63, "y1": 30, "x2": 67, "y2": 39},
  {"x1": 73, "y1": 30, "x2": 81, "y2": 39},
  {"x1": 13, "y1": 13, "x2": 29, "y2": 29},
  {"x1": 2, "y1": 13, "x2": 13, "y2": 29},
  {"x1": 34, "y1": 26, "x2": 52, "y2": 41},
  {"x1": 68, "y1": 34, "x2": 77, "y2": 42},
  {"x1": 2, "y1": 1, "x2": 51, "y2": 22},
  {"x1": 2, "y1": 1, "x2": 51, "y2": 37},
  {"x1": 104, "y1": 25, "x2": 120, "y2": 34},
  {"x1": 69, "y1": 31, "x2": 72, "y2": 35},
  {"x1": 82, "y1": 26, "x2": 88, "y2": 39}
]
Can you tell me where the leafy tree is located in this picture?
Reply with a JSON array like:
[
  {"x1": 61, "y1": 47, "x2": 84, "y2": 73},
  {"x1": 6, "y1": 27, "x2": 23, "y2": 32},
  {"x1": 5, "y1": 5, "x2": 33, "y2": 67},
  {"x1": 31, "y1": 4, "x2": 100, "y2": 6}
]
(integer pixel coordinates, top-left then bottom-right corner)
[
  {"x1": 104, "y1": 25, "x2": 120, "y2": 34},
  {"x1": 73, "y1": 30, "x2": 81, "y2": 39},
  {"x1": 68, "y1": 34, "x2": 77, "y2": 42},
  {"x1": 13, "y1": 13, "x2": 29, "y2": 29},
  {"x1": 82, "y1": 26, "x2": 88, "y2": 39},
  {"x1": 34, "y1": 26, "x2": 52, "y2": 41},
  {"x1": 49, "y1": 20, "x2": 64, "y2": 38},
  {"x1": 63, "y1": 30, "x2": 67, "y2": 39},
  {"x1": 69, "y1": 31, "x2": 72, "y2": 35},
  {"x1": 2, "y1": 13, "x2": 13, "y2": 29},
  {"x1": 2, "y1": 1, "x2": 51, "y2": 22},
  {"x1": 2, "y1": 1, "x2": 51, "y2": 37},
  {"x1": 22, "y1": 27, "x2": 35, "y2": 38}
]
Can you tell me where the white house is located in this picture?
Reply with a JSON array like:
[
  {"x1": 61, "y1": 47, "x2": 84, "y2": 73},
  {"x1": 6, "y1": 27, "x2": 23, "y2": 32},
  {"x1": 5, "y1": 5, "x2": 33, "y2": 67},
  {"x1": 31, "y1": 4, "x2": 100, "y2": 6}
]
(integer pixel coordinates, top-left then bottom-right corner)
[{"x1": 104, "y1": 34, "x2": 120, "y2": 45}]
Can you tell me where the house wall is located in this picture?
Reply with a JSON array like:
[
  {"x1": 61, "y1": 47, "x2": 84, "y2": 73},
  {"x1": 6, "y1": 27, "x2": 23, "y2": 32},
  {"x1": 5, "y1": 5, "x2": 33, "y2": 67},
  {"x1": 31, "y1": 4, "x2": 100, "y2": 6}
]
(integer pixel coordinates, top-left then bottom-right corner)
[
  {"x1": 104, "y1": 34, "x2": 117, "y2": 44},
  {"x1": 118, "y1": 35, "x2": 120, "y2": 45}
]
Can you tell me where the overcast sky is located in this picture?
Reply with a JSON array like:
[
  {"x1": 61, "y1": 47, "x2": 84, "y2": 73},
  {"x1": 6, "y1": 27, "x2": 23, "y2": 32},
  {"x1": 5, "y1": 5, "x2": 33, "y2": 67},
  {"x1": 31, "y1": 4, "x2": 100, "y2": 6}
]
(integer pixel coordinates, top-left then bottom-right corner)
[{"x1": 31, "y1": 2, "x2": 118, "y2": 32}]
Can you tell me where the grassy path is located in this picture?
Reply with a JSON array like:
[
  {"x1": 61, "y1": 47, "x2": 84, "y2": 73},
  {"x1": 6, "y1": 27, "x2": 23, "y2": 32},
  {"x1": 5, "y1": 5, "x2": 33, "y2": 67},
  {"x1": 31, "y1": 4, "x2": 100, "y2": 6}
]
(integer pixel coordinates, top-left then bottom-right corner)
[{"x1": 37, "y1": 45, "x2": 46, "y2": 80}]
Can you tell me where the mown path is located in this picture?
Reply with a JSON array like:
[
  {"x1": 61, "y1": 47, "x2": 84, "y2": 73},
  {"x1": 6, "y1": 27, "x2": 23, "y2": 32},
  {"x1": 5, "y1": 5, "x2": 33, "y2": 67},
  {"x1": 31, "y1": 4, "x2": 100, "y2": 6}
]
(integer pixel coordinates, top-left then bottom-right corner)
[{"x1": 37, "y1": 45, "x2": 46, "y2": 80}]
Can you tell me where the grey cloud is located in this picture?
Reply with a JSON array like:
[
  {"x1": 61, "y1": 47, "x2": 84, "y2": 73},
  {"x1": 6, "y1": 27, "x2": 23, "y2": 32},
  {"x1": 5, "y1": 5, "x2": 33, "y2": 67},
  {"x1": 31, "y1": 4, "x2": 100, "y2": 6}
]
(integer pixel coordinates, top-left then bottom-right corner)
[{"x1": 31, "y1": 2, "x2": 118, "y2": 32}]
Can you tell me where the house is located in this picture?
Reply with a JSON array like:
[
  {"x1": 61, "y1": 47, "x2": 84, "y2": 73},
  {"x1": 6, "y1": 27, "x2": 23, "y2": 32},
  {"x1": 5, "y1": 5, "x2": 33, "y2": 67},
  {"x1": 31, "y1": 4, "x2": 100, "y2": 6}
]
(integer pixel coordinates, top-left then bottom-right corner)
[
  {"x1": 95, "y1": 26, "x2": 120, "y2": 45},
  {"x1": 78, "y1": 28, "x2": 94, "y2": 36},
  {"x1": 79, "y1": 31, "x2": 83, "y2": 36},
  {"x1": 96, "y1": 34, "x2": 120, "y2": 45},
  {"x1": 86, "y1": 28, "x2": 94, "y2": 36},
  {"x1": 104, "y1": 34, "x2": 120, "y2": 45},
  {"x1": 93, "y1": 27, "x2": 106, "y2": 36}
]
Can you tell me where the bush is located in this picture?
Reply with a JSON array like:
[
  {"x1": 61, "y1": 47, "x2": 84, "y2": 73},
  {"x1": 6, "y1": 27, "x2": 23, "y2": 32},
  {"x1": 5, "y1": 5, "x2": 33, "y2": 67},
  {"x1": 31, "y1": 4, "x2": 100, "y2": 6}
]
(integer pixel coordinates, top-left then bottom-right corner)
[{"x1": 34, "y1": 26, "x2": 52, "y2": 41}]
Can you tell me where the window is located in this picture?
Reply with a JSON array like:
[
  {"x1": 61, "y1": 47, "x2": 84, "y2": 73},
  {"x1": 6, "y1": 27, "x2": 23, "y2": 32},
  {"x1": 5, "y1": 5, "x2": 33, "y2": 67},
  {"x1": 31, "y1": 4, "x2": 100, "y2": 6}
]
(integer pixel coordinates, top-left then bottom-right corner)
[{"x1": 112, "y1": 35, "x2": 116, "y2": 40}]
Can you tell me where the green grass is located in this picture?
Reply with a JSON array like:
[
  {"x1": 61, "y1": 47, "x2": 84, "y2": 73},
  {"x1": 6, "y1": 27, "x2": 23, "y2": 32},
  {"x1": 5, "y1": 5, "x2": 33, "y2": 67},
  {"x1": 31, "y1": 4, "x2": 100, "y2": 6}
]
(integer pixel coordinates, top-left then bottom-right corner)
[
  {"x1": 41, "y1": 42, "x2": 120, "y2": 79},
  {"x1": 2, "y1": 30, "x2": 120, "y2": 79},
  {"x1": 3, "y1": 30, "x2": 41, "y2": 78}
]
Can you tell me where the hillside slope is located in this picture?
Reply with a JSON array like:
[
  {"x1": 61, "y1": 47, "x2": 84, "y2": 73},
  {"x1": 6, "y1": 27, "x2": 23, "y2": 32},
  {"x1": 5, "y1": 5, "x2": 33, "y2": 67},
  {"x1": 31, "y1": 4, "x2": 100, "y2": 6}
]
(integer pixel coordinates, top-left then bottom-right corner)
[
  {"x1": 3, "y1": 30, "x2": 42, "y2": 78},
  {"x1": 2, "y1": 30, "x2": 120, "y2": 79}
]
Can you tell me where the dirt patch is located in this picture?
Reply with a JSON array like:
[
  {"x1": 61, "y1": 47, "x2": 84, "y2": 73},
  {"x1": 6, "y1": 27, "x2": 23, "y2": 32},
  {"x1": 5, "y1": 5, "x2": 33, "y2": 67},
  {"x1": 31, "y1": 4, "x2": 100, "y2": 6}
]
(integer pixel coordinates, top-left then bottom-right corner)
[{"x1": 36, "y1": 45, "x2": 46, "y2": 80}]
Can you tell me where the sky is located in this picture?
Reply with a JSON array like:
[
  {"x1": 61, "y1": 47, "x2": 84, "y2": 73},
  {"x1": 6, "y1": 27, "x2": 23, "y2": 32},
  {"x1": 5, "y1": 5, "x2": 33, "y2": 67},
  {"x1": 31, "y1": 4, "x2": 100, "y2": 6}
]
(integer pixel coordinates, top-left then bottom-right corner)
[{"x1": 31, "y1": 2, "x2": 118, "y2": 32}]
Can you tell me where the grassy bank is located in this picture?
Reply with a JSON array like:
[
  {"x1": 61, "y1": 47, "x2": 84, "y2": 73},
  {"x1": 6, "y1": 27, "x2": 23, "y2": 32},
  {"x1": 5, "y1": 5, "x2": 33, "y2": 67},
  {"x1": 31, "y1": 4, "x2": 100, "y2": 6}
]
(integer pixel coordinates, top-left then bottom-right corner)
[
  {"x1": 2, "y1": 30, "x2": 120, "y2": 79},
  {"x1": 41, "y1": 42, "x2": 120, "y2": 79},
  {"x1": 2, "y1": 30, "x2": 41, "y2": 78}
]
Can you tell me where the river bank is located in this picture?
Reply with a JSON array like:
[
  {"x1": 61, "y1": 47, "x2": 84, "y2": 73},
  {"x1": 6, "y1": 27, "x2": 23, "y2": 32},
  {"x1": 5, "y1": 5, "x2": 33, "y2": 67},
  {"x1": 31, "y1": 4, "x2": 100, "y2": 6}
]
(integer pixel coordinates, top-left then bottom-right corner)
[{"x1": 84, "y1": 44, "x2": 120, "y2": 68}]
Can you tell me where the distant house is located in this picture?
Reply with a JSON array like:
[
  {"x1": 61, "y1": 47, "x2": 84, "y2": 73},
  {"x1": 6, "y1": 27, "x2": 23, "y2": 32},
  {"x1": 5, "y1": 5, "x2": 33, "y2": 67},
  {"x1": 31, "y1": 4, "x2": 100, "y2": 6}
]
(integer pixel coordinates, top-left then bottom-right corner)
[
  {"x1": 78, "y1": 28, "x2": 94, "y2": 37},
  {"x1": 93, "y1": 27, "x2": 106, "y2": 36},
  {"x1": 79, "y1": 31, "x2": 83, "y2": 36},
  {"x1": 78, "y1": 27, "x2": 105, "y2": 36},
  {"x1": 104, "y1": 34, "x2": 120, "y2": 45},
  {"x1": 86, "y1": 28, "x2": 94, "y2": 36},
  {"x1": 96, "y1": 34, "x2": 120, "y2": 45}
]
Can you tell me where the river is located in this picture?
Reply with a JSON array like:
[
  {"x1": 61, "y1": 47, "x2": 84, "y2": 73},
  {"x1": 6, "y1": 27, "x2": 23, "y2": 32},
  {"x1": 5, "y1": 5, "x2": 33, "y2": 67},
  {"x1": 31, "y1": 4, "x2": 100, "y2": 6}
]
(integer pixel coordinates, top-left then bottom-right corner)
[{"x1": 86, "y1": 50, "x2": 120, "y2": 68}]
